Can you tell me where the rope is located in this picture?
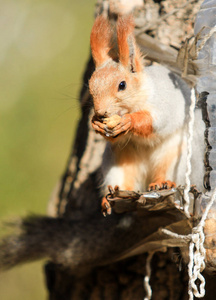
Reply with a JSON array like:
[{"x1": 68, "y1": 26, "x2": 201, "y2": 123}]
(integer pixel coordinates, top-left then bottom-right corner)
[
  {"x1": 188, "y1": 187, "x2": 216, "y2": 299},
  {"x1": 184, "y1": 87, "x2": 206, "y2": 299},
  {"x1": 143, "y1": 252, "x2": 155, "y2": 300},
  {"x1": 162, "y1": 188, "x2": 216, "y2": 299},
  {"x1": 188, "y1": 231, "x2": 205, "y2": 299},
  {"x1": 163, "y1": 88, "x2": 216, "y2": 299},
  {"x1": 185, "y1": 24, "x2": 216, "y2": 299},
  {"x1": 184, "y1": 88, "x2": 196, "y2": 218}
]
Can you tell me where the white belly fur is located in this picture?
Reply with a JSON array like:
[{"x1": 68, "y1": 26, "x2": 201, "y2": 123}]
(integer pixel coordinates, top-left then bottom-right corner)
[{"x1": 101, "y1": 109, "x2": 204, "y2": 194}]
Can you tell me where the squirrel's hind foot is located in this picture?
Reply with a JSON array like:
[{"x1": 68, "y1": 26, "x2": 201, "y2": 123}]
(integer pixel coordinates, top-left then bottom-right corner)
[
  {"x1": 148, "y1": 180, "x2": 176, "y2": 191},
  {"x1": 101, "y1": 196, "x2": 112, "y2": 217}
]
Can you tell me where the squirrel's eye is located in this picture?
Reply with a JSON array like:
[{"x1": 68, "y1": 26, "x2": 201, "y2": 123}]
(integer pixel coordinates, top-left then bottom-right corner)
[{"x1": 118, "y1": 81, "x2": 127, "y2": 91}]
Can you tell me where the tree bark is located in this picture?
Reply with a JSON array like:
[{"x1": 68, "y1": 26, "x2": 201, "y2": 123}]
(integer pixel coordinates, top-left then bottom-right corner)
[{"x1": 45, "y1": 1, "x2": 216, "y2": 299}]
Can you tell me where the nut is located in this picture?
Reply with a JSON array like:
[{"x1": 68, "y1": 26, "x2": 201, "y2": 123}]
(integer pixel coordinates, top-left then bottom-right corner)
[{"x1": 103, "y1": 114, "x2": 121, "y2": 129}]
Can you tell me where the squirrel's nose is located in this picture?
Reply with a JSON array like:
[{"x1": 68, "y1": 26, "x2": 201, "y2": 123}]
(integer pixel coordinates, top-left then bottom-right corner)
[{"x1": 95, "y1": 109, "x2": 108, "y2": 119}]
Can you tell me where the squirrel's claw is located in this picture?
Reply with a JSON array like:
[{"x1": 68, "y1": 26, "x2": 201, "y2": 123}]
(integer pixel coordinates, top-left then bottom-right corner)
[
  {"x1": 92, "y1": 119, "x2": 112, "y2": 139},
  {"x1": 148, "y1": 180, "x2": 176, "y2": 191},
  {"x1": 92, "y1": 119, "x2": 105, "y2": 132},
  {"x1": 101, "y1": 197, "x2": 112, "y2": 216},
  {"x1": 92, "y1": 114, "x2": 132, "y2": 140},
  {"x1": 92, "y1": 120, "x2": 113, "y2": 141},
  {"x1": 105, "y1": 115, "x2": 131, "y2": 137},
  {"x1": 109, "y1": 114, "x2": 131, "y2": 136}
]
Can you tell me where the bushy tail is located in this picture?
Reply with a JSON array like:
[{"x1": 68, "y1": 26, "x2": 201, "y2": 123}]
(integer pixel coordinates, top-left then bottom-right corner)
[
  {"x1": 0, "y1": 216, "x2": 64, "y2": 269},
  {"x1": 0, "y1": 214, "x2": 126, "y2": 270}
]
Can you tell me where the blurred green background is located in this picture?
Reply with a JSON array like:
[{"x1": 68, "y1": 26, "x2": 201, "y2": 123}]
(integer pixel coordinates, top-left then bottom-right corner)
[{"x1": 0, "y1": 0, "x2": 95, "y2": 298}]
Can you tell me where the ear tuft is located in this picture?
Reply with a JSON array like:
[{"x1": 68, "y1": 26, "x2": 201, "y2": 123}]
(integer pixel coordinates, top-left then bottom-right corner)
[
  {"x1": 90, "y1": 15, "x2": 113, "y2": 68},
  {"x1": 117, "y1": 15, "x2": 143, "y2": 72}
]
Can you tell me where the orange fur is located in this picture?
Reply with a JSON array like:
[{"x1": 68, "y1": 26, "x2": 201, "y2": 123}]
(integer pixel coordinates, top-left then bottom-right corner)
[
  {"x1": 90, "y1": 15, "x2": 113, "y2": 67},
  {"x1": 89, "y1": 64, "x2": 121, "y2": 116},
  {"x1": 150, "y1": 149, "x2": 178, "y2": 188},
  {"x1": 130, "y1": 111, "x2": 153, "y2": 137},
  {"x1": 117, "y1": 15, "x2": 143, "y2": 72},
  {"x1": 89, "y1": 61, "x2": 145, "y2": 120},
  {"x1": 116, "y1": 150, "x2": 136, "y2": 191},
  {"x1": 123, "y1": 165, "x2": 136, "y2": 190}
]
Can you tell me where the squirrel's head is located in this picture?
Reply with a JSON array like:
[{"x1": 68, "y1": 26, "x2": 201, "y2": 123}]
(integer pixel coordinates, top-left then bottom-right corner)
[{"x1": 89, "y1": 15, "x2": 144, "y2": 118}]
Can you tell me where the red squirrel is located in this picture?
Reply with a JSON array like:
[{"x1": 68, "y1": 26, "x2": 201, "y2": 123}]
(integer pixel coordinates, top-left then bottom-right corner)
[{"x1": 89, "y1": 15, "x2": 205, "y2": 215}]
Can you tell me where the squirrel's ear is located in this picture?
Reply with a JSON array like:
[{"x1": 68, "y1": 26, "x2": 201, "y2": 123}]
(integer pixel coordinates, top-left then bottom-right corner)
[
  {"x1": 90, "y1": 15, "x2": 113, "y2": 68},
  {"x1": 117, "y1": 15, "x2": 143, "y2": 72}
]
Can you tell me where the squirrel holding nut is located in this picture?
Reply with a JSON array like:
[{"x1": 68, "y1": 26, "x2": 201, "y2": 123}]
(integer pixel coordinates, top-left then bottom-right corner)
[
  {"x1": 89, "y1": 15, "x2": 205, "y2": 215},
  {"x1": 0, "y1": 14, "x2": 205, "y2": 272}
]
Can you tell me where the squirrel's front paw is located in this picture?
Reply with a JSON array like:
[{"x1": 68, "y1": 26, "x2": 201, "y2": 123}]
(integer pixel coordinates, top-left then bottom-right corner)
[
  {"x1": 104, "y1": 114, "x2": 131, "y2": 138},
  {"x1": 101, "y1": 196, "x2": 112, "y2": 217},
  {"x1": 91, "y1": 116, "x2": 109, "y2": 138},
  {"x1": 148, "y1": 180, "x2": 176, "y2": 191},
  {"x1": 92, "y1": 114, "x2": 131, "y2": 140}
]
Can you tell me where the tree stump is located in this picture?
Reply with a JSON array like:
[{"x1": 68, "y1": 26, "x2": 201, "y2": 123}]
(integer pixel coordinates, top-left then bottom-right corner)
[{"x1": 45, "y1": 1, "x2": 216, "y2": 299}]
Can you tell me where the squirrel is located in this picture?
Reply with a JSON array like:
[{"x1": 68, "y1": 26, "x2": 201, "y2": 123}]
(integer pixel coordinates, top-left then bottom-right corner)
[
  {"x1": 0, "y1": 14, "x2": 205, "y2": 272},
  {"x1": 89, "y1": 15, "x2": 205, "y2": 215}
]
